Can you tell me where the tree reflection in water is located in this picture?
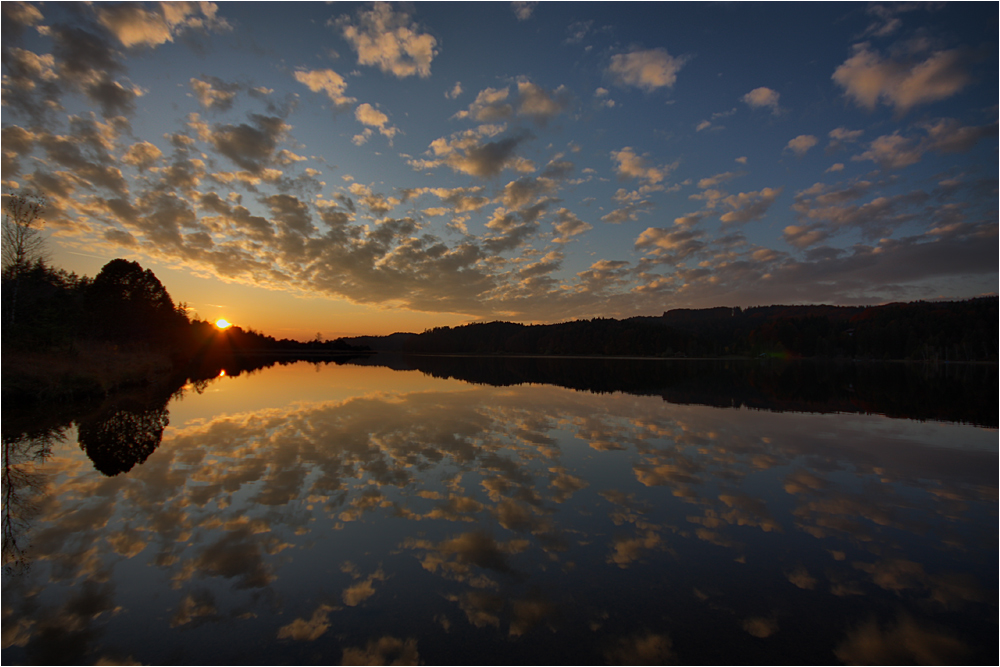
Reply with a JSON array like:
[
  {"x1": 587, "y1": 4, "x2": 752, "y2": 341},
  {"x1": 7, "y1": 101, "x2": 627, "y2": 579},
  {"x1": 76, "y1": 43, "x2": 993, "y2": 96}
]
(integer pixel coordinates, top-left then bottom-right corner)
[
  {"x1": 77, "y1": 399, "x2": 170, "y2": 477},
  {"x1": 2, "y1": 428, "x2": 58, "y2": 572}
]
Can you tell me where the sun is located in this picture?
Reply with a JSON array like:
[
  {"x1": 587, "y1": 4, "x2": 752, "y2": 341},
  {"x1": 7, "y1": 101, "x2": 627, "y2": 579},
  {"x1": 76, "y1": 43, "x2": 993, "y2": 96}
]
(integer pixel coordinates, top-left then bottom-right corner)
[{"x1": 215, "y1": 318, "x2": 232, "y2": 329}]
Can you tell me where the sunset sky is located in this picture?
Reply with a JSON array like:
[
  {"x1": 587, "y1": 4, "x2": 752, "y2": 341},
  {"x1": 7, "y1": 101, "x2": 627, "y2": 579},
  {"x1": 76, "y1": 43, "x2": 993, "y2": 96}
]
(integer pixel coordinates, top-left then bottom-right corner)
[{"x1": 2, "y1": 1, "x2": 996, "y2": 339}]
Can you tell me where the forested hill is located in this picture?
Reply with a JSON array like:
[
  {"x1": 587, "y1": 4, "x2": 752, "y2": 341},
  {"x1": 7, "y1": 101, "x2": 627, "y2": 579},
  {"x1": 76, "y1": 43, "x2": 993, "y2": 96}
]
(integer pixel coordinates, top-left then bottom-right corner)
[
  {"x1": 402, "y1": 298, "x2": 998, "y2": 361},
  {"x1": 2, "y1": 257, "x2": 370, "y2": 403}
]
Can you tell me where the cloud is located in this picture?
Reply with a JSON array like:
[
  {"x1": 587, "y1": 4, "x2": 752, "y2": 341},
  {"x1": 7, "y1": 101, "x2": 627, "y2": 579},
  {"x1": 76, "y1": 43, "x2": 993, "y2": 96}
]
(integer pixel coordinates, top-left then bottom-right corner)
[
  {"x1": 2, "y1": 2, "x2": 44, "y2": 42},
  {"x1": 835, "y1": 614, "x2": 970, "y2": 665},
  {"x1": 345, "y1": 183, "x2": 401, "y2": 216},
  {"x1": 445, "y1": 81, "x2": 463, "y2": 99},
  {"x1": 170, "y1": 591, "x2": 219, "y2": 628},
  {"x1": 576, "y1": 259, "x2": 631, "y2": 292},
  {"x1": 412, "y1": 126, "x2": 534, "y2": 179},
  {"x1": 122, "y1": 141, "x2": 164, "y2": 172},
  {"x1": 32, "y1": 119, "x2": 130, "y2": 195},
  {"x1": 565, "y1": 20, "x2": 593, "y2": 44},
  {"x1": 293, "y1": 69, "x2": 356, "y2": 111},
  {"x1": 552, "y1": 208, "x2": 592, "y2": 243},
  {"x1": 861, "y1": 3, "x2": 926, "y2": 38},
  {"x1": 698, "y1": 106, "x2": 738, "y2": 131},
  {"x1": 851, "y1": 120, "x2": 997, "y2": 170},
  {"x1": 500, "y1": 176, "x2": 556, "y2": 211},
  {"x1": 516, "y1": 80, "x2": 571, "y2": 125},
  {"x1": 786, "y1": 566, "x2": 818, "y2": 590},
  {"x1": 47, "y1": 25, "x2": 141, "y2": 118},
  {"x1": 341, "y1": 636, "x2": 420, "y2": 666},
  {"x1": 827, "y1": 127, "x2": 865, "y2": 152},
  {"x1": 541, "y1": 157, "x2": 574, "y2": 180},
  {"x1": 697, "y1": 171, "x2": 742, "y2": 189},
  {"x1": 635, "y1": 227, "x2": 706, "y2": 260},
  {"x1": 607, "y1": 48, "x2": 687, "y2": 91},
  {"x1": 743, "y1": 616, "x2": 779, "y2": 638},
  {"x1": 190, "y1": 76, "x2": 240, "y2": 112},
  {"x1": 605, "y1": 632, "x2": 675, "y2": 665},
  {"x1": 7, "y1": 4, "x2": 993, "y2": 326},
  {"x1": 719, "y1": 188, "x2": 783, "y2": 225},
  {"x1": 208, "y1": 114, "x2": 291, "y2": 175},
  {"x1": 511, "y1": 2, "x2": 538, "y2": 21},
  {"x1": 518, "y1": 250, "x2": 562, "y2": 281},
  {"x1": 786, "y1": 182, "x2": 930, "y2": 247},
  {"x1": 741, "y1": 87, "x2": 780, "y2": 113},
  {"x1": 852, "y1": 133, "x2": 923, "y2": 170},
  {"x1": 454, "y1": 87, "x2": 513, "y2": 122},
  {"x1": 337, "y1": 2, "x2": 437, "y2": 78},
  {"x1": 921, "y1": 118, "x2": 999, "y2": 153},
  {"x1": 832, "y1": 44, "x2": 971, "y2": 115},
  {"x1": 95, "y1": 2, "x2": 229, "y2": 49},
  {"x1": 828, "y1": 127, "x2": 864, "y2": 143},
  {"x1": 276, "y1": 604, "x2": 335, "y2": 641},
  {"x1": 264, "y1": 193, "x2": 315, "y2": 235},
  {"x1": 786, "y1": 134, "x2": 818, "y2": 156},
  {"x1": 404, "y1": 186, "x2": 489, "y2": 214},
  {"x1": 455, "y1": 81, "x2": 570, "y2": 125},
  {"x1": 353, "y1": 103, "x2": 398, "y2": 144},
  {"x1": 192, "y1": 526, "x2": 275, "y2": 589},
  {"x1": 600, "y1": 200, "x2": 654, "y2": 225},
  {"x1": 342, "y1": 574, "x2": 381, "y2": 606},
  {"x1": 611, "y1": 147, "x2": 671, "y2": 185}
]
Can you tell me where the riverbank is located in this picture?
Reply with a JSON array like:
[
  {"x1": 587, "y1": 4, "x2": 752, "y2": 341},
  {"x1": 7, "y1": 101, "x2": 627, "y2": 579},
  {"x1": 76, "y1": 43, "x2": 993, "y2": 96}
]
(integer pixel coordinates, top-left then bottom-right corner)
[
  {"x1": 1, "y1": 344, "x2": 376, "y2": 406},
  {"x1": 2, "y1": 342, "x2": 180, "y2": 405}
]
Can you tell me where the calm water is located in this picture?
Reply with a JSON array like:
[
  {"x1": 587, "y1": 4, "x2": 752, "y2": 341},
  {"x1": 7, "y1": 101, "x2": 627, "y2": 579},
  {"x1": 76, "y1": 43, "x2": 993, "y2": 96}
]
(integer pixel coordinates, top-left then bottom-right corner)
[{"x1": 3, "y1": 359, "x2": 997, "y2": 665}]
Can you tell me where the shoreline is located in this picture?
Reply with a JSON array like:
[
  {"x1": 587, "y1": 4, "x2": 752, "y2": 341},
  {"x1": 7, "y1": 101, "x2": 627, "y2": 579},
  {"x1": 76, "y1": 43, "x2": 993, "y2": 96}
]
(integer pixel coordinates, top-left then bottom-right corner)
[
  {"x1": 1, "y1": 345, "x2": 372, "y2": 405},
  {"x1": 4, "y1": 347, "x2": 993, "y2": 407},
  {"x1": 388, "y1": 352, "x2": 997, "y2": 365}
]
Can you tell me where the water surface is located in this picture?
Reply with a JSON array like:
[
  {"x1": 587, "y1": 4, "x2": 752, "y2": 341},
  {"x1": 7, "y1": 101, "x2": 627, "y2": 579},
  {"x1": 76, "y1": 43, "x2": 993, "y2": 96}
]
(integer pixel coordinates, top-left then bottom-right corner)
[{"x1": 3, "y1": 359, "x2": 997, "y2": 665}]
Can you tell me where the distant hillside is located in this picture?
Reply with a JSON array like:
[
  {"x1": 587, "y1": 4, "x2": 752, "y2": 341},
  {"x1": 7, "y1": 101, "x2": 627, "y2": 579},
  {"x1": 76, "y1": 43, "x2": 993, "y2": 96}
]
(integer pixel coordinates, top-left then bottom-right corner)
[
  {"x1": 340, "y1": 332, "x2": 416, "y2": 352},
  {"x1": 402, "y1": 298, "x2": 997, "y2": 361}
]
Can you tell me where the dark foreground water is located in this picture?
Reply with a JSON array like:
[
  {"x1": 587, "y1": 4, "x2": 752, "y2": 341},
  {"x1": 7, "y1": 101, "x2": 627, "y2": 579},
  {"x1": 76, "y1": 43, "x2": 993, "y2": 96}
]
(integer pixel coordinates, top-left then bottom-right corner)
[{"x1": 3, "y1": 359, "x2": 997, "y2": 665}]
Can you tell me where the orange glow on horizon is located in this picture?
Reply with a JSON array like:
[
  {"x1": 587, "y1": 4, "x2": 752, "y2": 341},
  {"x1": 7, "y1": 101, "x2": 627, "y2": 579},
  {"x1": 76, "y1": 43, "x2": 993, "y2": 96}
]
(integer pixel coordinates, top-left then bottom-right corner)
[{"x1": 215, "y1": 318, "x2": 232, "y2": 329}]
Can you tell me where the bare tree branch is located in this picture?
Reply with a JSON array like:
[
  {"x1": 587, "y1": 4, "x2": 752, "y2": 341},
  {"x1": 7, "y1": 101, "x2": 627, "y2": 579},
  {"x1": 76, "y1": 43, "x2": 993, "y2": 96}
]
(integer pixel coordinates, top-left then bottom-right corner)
[{"x1": 2, "y1": 191, "x2": 49, "y2": 325}]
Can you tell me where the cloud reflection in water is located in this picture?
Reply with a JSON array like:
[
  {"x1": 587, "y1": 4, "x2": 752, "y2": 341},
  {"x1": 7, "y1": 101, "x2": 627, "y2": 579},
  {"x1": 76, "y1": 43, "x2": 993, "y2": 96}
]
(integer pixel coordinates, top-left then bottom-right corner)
[{"x1": 2, "y1": 366, "x2": 996, "y2": 664}]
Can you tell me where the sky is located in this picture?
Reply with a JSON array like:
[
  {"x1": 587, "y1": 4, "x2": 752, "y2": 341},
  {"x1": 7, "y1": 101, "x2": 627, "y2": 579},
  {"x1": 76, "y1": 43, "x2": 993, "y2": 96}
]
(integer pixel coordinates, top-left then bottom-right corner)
[{"x1": 1, "y1": 1, "x2": 997, "y2": 339}]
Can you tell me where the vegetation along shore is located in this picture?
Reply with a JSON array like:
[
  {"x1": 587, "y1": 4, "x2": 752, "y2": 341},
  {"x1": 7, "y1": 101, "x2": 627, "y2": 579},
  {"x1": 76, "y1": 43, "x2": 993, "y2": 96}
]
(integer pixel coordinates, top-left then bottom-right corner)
[{"x1": 4, "y1": 255, "x2": 995, "y2": 408}]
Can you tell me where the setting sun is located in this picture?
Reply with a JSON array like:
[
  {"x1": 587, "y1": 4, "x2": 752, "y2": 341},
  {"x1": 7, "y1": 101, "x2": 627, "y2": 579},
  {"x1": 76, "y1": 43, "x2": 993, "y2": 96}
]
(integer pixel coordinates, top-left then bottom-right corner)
[{"x1": 215, "y1": 319, "x2": 232, "y2": 329}]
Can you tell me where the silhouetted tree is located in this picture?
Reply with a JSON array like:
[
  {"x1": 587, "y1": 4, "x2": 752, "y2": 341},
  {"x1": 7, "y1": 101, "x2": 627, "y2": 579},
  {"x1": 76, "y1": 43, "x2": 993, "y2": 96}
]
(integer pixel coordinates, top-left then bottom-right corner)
[
  {"x1": 84, "y1": 259, "x2": 188, "y2": 344},
  {"x1": 2, "y1": 191, "x2": 48, "y2": 326},
  {"x1": 1, "y1": 261, "x2": 88, "y2": 349}
]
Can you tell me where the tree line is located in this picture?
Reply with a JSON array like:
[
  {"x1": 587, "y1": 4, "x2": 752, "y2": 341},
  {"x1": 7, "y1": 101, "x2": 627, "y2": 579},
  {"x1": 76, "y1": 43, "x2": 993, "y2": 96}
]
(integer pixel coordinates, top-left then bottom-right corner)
[
  {"x1": 1, "y1": 257, "x2": 369, "y2": 359},
  {"x1": 369, "y1": 355, "x2": 996, "y2": 428},
  {"x1": 403, "y1": 299, "x2": 997, "y2": 361}
]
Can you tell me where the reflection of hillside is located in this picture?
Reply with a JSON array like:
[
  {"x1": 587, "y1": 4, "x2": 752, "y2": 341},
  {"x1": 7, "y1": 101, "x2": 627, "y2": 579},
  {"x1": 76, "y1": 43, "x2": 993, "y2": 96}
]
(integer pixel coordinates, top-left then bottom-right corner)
[
  {"x1": 185, "y1": 350, "x2": 371, "y2": 384},
  {"x1": 355, "y1": 355, "x2": 997, "y2": 427}
]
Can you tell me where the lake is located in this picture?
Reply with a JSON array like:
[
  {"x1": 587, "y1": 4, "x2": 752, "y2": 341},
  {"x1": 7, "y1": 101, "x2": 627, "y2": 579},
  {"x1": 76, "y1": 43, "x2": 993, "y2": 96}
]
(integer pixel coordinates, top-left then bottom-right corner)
[{"x1": 2, "y1": 357, "x2": 997, "y2": 665}]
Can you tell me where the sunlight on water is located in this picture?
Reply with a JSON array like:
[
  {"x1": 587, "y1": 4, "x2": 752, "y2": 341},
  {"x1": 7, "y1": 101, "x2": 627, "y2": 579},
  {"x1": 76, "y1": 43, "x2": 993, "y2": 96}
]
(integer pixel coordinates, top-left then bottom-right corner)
[{"x1": 3, "y1": 360, "x2": 997, "y2": 665}]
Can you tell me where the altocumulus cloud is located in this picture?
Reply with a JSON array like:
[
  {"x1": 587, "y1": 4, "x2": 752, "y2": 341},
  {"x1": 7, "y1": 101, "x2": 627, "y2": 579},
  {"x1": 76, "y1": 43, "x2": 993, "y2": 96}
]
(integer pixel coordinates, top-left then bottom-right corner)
[{"x1": 0, "y1": 2, "x2": 994, "y2": 325}]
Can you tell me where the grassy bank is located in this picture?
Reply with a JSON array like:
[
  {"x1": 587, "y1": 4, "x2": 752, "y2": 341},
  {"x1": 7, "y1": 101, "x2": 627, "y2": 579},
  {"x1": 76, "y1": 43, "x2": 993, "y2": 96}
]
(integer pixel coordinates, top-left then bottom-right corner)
[{"x1": 2, "y1": 342, "x2": 179, "y2": 404}]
